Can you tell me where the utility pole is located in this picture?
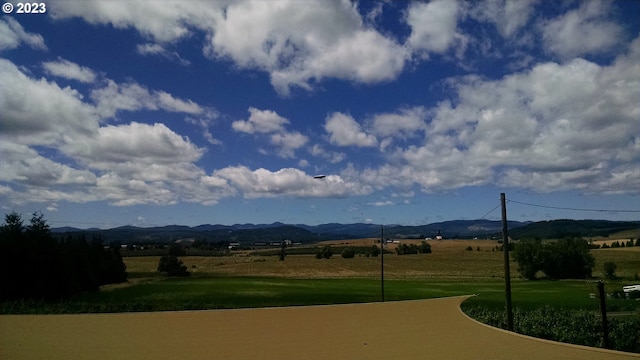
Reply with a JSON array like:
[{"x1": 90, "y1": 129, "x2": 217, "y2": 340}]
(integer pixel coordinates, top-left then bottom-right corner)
[
  {"x1": 598, "y1": 281, "x2": 610, "y2": 348},
  {"x1": 501, "y1": 193, "x2": 513, "y2": 331},
  {"x1": 381, "y1": 225, "x2": 384, "y2": 302}
]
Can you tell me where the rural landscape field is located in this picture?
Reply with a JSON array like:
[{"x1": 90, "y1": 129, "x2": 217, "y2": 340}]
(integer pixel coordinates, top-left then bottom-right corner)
[{"x1": 2, "y1": 220, "x2": 640, "y2": 358}]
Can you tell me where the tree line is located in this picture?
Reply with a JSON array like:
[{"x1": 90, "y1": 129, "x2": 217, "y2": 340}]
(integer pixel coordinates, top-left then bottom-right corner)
[
  {"x1": 512, "y1": 237, "x2": 595, "y2": 280},
  {"x1": 0, "y1": 212, "x2": 127, "y2": 301}
]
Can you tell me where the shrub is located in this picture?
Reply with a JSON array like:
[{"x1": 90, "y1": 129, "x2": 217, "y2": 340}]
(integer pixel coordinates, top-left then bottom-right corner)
[
  {"x1": 602, "y1": 261, "x2": 617, "y2": 280},
  {"x1": 341, "y1": 247, "x2": 355, "y2": 258},
  {"x1": 316, "y1": 245, "x2": 332, "y2": 259},
  {"x1": 370, "y1": 245, "x2": 380, "y2": 257},
  {"x1": 158, "y1": 255, "x2": 189, "y2": 277}
]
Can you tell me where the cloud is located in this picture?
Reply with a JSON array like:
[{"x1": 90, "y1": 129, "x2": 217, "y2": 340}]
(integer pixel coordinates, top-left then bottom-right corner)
[
  {"x1": 51, "y1": 0, "x2": 407, "y2": 95},
  {"x1": 325, "y1": 112, "x2": 377, "y2": 147},
  {"x1": 136, "y1": 43, "x2": 191, "y2": 66},
  {"x1": 310, "y1": 144, "x2": 346, "y2": 164},
  {"x1": 0, "y1": 59, "x2": 99, "y2": 146},
  {"x1": 406, "y1": 0, "x2": 465, "y2": 56},
  {"x1": 370, "y1": 200, "x2": 394, "y2": 207},
  {"x1": 0, "y1": 142, "x2": 97, "y2": 187},
  {"x1": 232, "y1": 107, "x2": 289, "y2": 134},
  {"x1": 0, "y1": 16, "x2": 47, "y2": 51},
  {"x1": 42, "y1": 58, "x2": 97, "y2": 83},
  {"x1": 233, "y1": 108, "x2": 308, "y2": 158},
  {"x1": 66, "y1": 122, "x2": 204, "y2": 172},
  {"x1": 214, "y1": 165, "x2": 371, "y2": 198},
  {"x1": 468, "y1": 0, "x2": 538, "y2": 38},
  {"x1": 207, "y1": 0, "x2": 408, "y2": 94},
  {"x1": 49, "y1": 0, "x2": 203, "y2": 43},
  {"x1": 370, "y1": 107, "x2": 427, "y2": 139},
  {"x1": 369, "y1": 37, "x2": 640, "y2": 193},
  {"x1": 539, "y1": 0, "x2": 624, "y2": 60},
  {"x1": 91, "y1": 79, "x2": 204, "y2": 119},
  {"x1": 0, "y1": 56, "x2": 237, "y2": 207}
]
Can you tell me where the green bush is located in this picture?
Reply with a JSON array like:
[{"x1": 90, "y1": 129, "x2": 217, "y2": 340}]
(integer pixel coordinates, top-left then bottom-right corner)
[
  {"x1": 158, "y1": 255, "x2": 189, "y2": 277},
  {"x1": 341, "y1": 247, "x2": 355, "y2": 258},
  {"x1": 316, "y1": 245, "x2": 332, "y2": 259},
  {"x1": 513, "y1": 237, "x2": 594, "y2": 279},
  {"x1": 603, "y1": 261, "x2": 617, "y2": 280},
  {"x1": 370, "y1": 245, "x2": 380, "y2": 257}
]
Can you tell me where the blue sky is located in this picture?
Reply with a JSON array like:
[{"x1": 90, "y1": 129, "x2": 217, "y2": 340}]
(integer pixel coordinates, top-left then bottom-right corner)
[{"x1": 1, "y1": 0, "x2": 639, "y2": 228}]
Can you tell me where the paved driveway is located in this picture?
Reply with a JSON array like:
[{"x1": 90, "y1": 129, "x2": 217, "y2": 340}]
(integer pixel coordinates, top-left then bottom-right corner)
[{"x1": 1, "y1": 296, "x2": 638, "y2": 359}]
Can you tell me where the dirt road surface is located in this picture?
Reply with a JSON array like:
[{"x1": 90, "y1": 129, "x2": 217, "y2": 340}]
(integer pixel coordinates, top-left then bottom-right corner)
[{"x1": 1, "y1": 296, "x2": 638, "y2": 360}]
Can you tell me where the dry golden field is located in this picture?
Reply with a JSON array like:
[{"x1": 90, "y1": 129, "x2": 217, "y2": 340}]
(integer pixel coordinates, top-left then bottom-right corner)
[{"x1": 124, "y1": 239, "x2": 640, "y2": 280}]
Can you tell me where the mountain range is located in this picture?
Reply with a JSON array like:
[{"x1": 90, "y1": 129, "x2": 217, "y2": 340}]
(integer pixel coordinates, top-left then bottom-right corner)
[{"x1": 51, "y1": 219, "x2": 639, "y2": 245}]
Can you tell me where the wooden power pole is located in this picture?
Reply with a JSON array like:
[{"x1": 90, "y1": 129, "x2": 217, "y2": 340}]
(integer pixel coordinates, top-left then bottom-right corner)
[
  {"x1": 598, "y1": 281, "x2": 610, "y2": 348},
  {"x1": 501, "y1": 193, "x2": 513, "y2": 331},
  {"x1": 381, "y1": 225, "x2": 384, "y2": 302}
]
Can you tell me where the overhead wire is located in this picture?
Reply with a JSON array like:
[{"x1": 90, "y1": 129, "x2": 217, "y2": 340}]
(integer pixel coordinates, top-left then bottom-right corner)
[
  {"x1": 478, "y1": 202, "x2": 501, "y2": 220},
  {"x1": 507, "y1": 199, "x2": 640, "y2": 214}
]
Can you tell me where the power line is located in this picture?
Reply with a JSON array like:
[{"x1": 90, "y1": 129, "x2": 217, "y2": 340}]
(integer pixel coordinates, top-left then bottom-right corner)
[
  {"x1": 478, "y1": 202, "x2": 501, "y2": 219},
  {"x1": 507, "y1": 199, "x2": 640, "y2": 214}
]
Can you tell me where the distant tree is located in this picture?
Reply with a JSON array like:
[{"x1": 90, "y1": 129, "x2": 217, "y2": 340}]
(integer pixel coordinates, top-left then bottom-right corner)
[
  {"x1": 168, "y1": 243, "x2": 186, "y2": 256},
  {"x1": 317, "y1": 245, "x2": 332, "y2": 259},
  {"x1": 396, "y1": 243, "x2": 424, "y2": 255},
  {"x1": 603, "y1": 262, "x2": 617, "y2": 280},
  {"x1": 279, "y1": 242, "x2": 286, "y2": 261},
  {"x1": 514, "y1": 237, "x2": 594, "y2": 280},
  {"x1": 26, "y1": 212, "x2": 50, "y2": 237},
  {"x1": 0, "y1": 211, "x2": 23, "y2": 237},
  {"x1": 513, "y1": 239, "x2": 544, "y2": 280},
  {"x1": 158, "y1": 255, "x2": 189, "y2": 277},
  {"x1": 370, "y1": 244, "x2": 380, "y2": 257},
  {"x1": 541, "y1": 238, "x2": 595, "y2": 279},
  {"x1": 341, "y1": 247, "x2": 355, "y2": 258},
  {"x1": 419, "y1": 241, "x2": 432, "y2": 254}
]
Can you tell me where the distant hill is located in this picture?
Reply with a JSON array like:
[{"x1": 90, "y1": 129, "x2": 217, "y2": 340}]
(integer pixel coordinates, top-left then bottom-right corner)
[
  {"x1": 384, "y1": 220, "x2": 528, "y2": 239},
  {"x1": 51, "y1": 219, "x2": 532, "y2": 244},
  {"x1": 51, "y1": 219, "x2": 637, "y2": 244},
  {"x1": 506, "y1": 219, "x2": 640, "y2": 239}
]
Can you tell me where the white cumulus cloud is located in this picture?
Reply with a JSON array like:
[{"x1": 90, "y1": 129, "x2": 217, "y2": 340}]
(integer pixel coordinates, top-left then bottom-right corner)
[
  {"x1": 325, "y1": 112, "x2": 377, "y2": 147},
  {"x1": 43, "y1": 58, "x2": 97, "y2": 83}
]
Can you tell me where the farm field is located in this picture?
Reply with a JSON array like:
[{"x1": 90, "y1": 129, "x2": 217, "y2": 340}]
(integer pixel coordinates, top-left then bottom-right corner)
[
  {"x1": 3, "y1": 239, "x2": 638, "y2": 314},
  {"x1": 2, "y1": 239, "x2": 639, "y2": 357}
]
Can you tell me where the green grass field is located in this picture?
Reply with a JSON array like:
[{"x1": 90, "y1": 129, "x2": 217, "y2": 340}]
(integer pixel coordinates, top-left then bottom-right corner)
[{"x1": 2, "y1": 239, "x2": 638, "y2": 314}]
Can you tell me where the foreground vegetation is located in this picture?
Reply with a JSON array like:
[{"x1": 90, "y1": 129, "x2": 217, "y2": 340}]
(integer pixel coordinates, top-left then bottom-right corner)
[{"x1": 462, "y1": 305, "x2": 639, "y2": 352}]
